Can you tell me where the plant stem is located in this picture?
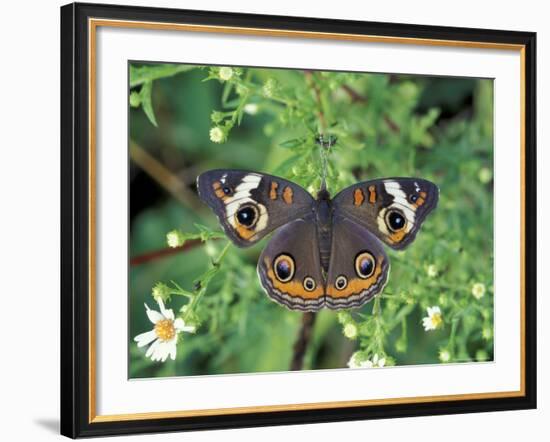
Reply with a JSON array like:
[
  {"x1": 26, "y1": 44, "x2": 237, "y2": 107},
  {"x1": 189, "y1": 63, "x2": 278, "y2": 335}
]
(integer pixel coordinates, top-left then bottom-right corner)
[
  {"x1": 130, "y1": 238, "x2": 221, "y2": 266},
  {"x1": 304, "y1": 71, "x2": 327, "y2": 132},
  {"x1": 289, "y1": 312, "x2": 317, "y2": 370},
  {"x1": 129, "y1": 140, "x2": 203, "y2": 210},
  {"x1": 182, "y1": 241, "x2": 232, "y2": 323},
  {"x1": 340, "y1": 84, "x2": 400, "y2": 134}
]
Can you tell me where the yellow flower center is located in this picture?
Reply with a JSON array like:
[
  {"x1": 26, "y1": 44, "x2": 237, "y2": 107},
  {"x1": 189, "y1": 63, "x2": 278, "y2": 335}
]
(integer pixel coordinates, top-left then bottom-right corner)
[
  {"x1": 431, "y1": 313, "x2": 442, "y2": 328},
  {"x1": 154, "y1": 319, "x2": 176, "y2": 342}
]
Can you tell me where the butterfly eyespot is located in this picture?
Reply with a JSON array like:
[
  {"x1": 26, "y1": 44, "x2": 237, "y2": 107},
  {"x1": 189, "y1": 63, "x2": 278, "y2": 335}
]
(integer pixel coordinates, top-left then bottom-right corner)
[
  {"x1": 303, "y1": 276, "x2": 316, "y2": 292},
  {"x1": 355, "y1": 251, "x2": 376, "y2": 279},
  {"x1": 222, "y1": 186, "x2": 233, "y2": 196},
  {"x1": 385, "y1": 208, "x2": 407, "y2": 232},
  {"x1": 335, "y1": 275, "x2": 348, "y2": 290},
  {"x1": 409, "y1": 193, "x2": 419, "y2": 203},
  {"x1": 235, "y1": 204, "x2": 259, "y2": 228},
  {"x1": 273, "y1": 254, "x2": 295, "y2": 283}
]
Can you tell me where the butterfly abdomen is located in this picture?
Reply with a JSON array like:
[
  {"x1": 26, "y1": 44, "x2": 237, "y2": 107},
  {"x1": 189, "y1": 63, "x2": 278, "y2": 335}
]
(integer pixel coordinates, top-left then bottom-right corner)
[{"x1": 315, "y1": 197, "x2": 333, "y2": 273}]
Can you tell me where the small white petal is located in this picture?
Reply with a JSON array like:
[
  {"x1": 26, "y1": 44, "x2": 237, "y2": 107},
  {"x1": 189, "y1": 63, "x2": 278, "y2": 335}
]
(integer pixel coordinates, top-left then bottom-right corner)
[
  {"x1": 160, "y1": 342, "x2": 174, "y2": 362},
  {"x1": 145, "y1": 304, "x2": 164, "y2": 324},
  {"x1": 134, "y1": 330, "x2": 156, "y2": 347},
  {"x1": 157, "y1": 298, "x2": 174, "y2": 320},
  {"x1": 153, "y1": 342, "x2": 167, "y2": 361},
  {"x1": 157, "y1": 298, "x2": 167, "y2": 315},
  {"x1": 378, "y1": 358, "x2": 386, "y2": 367},
  {"x1": 145, "y1": 339, "x2": 160, "y2": 358},
  {"x1": 170, "y1": 345, "x2": 177, "y2": 360},
  {"x1": 156, "y1": 349, "x2": 166, "y2": 362},
  {"x1": 174, "y1": 318, "x2": 196, "y2": 333},
  {"x1": 422, "y1": 317, "x2": 433, "y2": 331}
]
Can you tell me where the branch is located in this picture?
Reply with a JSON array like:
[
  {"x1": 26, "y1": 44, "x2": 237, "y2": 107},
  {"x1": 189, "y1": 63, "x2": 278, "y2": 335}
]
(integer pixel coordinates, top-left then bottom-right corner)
[
  {"x1": 304, "y1": 70, "x2": 327, "y2": 132},
  {"x1": 290, "y1": 312, "x2": 317, "y2": 370},
  {"x1": 130, "y1": 238, "x2": 221, "y2": 266},
  {"x1": 340, "y1": 84, "x2": 401, "y2": 134},
  {"x1": 129, "y1": 140, "x2": 203, "y2": 210}
]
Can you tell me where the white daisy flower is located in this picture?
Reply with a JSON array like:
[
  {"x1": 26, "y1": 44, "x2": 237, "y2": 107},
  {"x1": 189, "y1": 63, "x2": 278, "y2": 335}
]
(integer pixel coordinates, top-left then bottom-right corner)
[
  {"x1": 471, "y1": 282, "x2": 486, "y2": 300},
  {"x1": 218, "y1": 67, "x2": 234, "y2": 81},
  {"x1": 371, "y1": 353, "x2": 386, "y2": 367},
  {"x1": 166, "y1": 230, "x2": 184, "y2": 248},
  {"x1": 134, "y1": 299, "x2": 196, "y2": 362},
  {"x1": 426, "y1": 264, "x2": 438, "y2": 278},
  {"x1": 209, "y1": 127, "x2": 224, "y2": 143},
  {"x1": 422, "y1": 306, "x2": 443, "y2": 331},
  {"x1": 347, "y1": 352, "x2": 385, "y2": 369},
  {"x1": 439, "y1": 348, "x2": 451, "y2": 362},
  {"x1": 347, "y1": 352, "x2": 370, "y2": 368},
  {"x1": 343, "y1": 323, "x2": 358, "y2": 339},
  {"x1": 244, "y1": 103, "x2": 259, "y2": 115},
  {"x1": 478, "y1": 167, "x2": 492, "y2": 184}
]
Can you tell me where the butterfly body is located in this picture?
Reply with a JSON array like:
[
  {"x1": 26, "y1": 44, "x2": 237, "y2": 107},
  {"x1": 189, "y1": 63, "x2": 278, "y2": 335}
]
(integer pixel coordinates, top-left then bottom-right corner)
[
  {"x1": 197, "y1": 170, "x2": 438, "y2": 312},
  {"x1": 313, "y1": 189, "x2": 333, "y2": 272}
]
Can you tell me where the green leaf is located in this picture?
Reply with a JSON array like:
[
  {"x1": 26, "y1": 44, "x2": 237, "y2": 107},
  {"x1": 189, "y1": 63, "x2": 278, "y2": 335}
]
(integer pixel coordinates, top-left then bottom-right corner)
[
  {"x1": 221, "y1": 82, "x2": 234, "y2": 105},
  {"x1": 140, "y1": 81, "x2": 157, "y2": 127},
  {"x1": 279, "y1": 138, "x2": 305, "y2": 149},
  {"x1": 129, "y1": 63, "x2": 195, "y2": 88}
]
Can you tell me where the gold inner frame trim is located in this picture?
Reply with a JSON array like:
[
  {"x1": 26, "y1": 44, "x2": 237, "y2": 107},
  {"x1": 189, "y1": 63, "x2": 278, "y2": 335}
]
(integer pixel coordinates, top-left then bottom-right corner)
[{"x1": 88, "y1": 18, "x2": 527, "y2": 423}]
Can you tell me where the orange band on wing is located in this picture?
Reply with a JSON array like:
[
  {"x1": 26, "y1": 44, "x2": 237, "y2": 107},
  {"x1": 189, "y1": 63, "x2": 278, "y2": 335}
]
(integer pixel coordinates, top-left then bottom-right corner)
[
  {"x1": 269, "y1": 181, "x2": 279, "y2": 200},
  {"x1": 368, "y1": 185, "x2": 377, "y2": 204},
  {"x1": 212, "y1": 181, "x2": 229, "y2": 201},
  {"x1": 264, "y1": 258, "x2": 324, "y2": 299},
  {"x1": 353, "y1": 188, "x2": 365, "y2": 206},
  {"x1": 235, "y1": 224, "x2": 255, "y2": 240},
  {"x1": 282, "y1": 186, "x2": 294, "y2": 204},
  {"x1": 388, "y1": 229, "x2": 407, "y2": 244},
  {"x1": 414, "y1": 191, "x2": 427, "y2": 207},
  {"x1": 327, "y1": 256, "x2": 384, "y2": 298}
]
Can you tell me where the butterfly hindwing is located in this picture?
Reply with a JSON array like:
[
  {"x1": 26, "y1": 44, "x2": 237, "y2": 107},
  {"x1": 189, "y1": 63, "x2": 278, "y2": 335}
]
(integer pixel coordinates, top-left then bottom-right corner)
[
  {"x1": 257, "y1": 215, "x2": 326, "y2": 312},
  {"x1": 197, "y1": 169, "x2": 315, "y2": 247},
  {"x1": 332, "y1": 177, "x2": 439, "y2": 250},
  {"x1": 325, "y1": 216, "x2": 390, "y2": 309}
]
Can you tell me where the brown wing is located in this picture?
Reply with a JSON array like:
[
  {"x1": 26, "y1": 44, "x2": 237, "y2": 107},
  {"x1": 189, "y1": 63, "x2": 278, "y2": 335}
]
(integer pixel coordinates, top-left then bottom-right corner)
[
  {"x1": 197, "y1": 169, "x2": 315, "y2": 247},
  {"x1": 332, "y1": 177, "x2": 438, "y2": 250},
  {"x1": 325, "y1": 216, "x2": 390, "y2": 310},
  {"x1": 257, "y1": 215, "x2": 326, "y2": 312}
]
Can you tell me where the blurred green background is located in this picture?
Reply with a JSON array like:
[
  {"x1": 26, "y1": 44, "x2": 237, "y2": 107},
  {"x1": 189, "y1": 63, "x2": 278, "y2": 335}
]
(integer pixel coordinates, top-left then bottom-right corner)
[{"x1": 129, "y1": 63, "x2": 494, "y2": 378}]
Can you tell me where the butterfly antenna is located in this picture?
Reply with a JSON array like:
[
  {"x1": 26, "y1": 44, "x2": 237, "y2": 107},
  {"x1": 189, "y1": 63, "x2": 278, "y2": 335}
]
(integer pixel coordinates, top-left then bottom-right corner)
[
  {"x1": 318, "y1": 134, "x2": 335, "y2": 193},
  {"x1": 320, "y1": 144, "x2": 328, "y2": 192}
]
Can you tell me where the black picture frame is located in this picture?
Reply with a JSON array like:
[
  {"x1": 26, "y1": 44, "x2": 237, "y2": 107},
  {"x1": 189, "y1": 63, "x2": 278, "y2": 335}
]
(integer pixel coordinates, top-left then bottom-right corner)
[{"x1": 61, "y1": 2, "x2": 537, "y2": 438}]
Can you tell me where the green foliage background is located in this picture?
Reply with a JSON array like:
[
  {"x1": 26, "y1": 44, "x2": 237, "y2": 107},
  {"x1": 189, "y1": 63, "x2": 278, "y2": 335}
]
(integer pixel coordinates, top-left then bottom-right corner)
[{"x1": 129, "y1": 63, "x2": 494, "y2": 378}]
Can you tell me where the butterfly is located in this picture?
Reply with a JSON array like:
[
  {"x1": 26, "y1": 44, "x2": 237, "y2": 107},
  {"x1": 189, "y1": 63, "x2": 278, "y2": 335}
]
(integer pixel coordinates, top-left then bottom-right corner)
[{"x1": 197, "y1": 170, "x2": 438, "y2": 312}]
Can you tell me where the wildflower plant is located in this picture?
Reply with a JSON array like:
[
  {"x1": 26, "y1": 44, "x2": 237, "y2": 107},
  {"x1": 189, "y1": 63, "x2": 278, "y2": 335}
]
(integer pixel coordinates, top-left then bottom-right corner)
[{"x1": 129, "y1": 63, "x2": 494, "y2": 378}]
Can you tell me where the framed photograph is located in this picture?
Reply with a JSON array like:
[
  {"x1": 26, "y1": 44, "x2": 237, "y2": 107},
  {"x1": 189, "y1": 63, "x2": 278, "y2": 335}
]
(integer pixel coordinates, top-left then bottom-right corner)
[{"x1": 60, "y1": 2, "x2": 536, "y2": 438}]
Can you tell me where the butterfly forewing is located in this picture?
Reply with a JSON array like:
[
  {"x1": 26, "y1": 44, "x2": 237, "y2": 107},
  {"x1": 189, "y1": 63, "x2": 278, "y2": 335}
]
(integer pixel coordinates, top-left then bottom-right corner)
[
  {"x1": 332, "y1": 177, "x2": 439, "y2": 250},
  {"x1": 197, "y1": 169, "x2": 315, "y2": 247}
]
